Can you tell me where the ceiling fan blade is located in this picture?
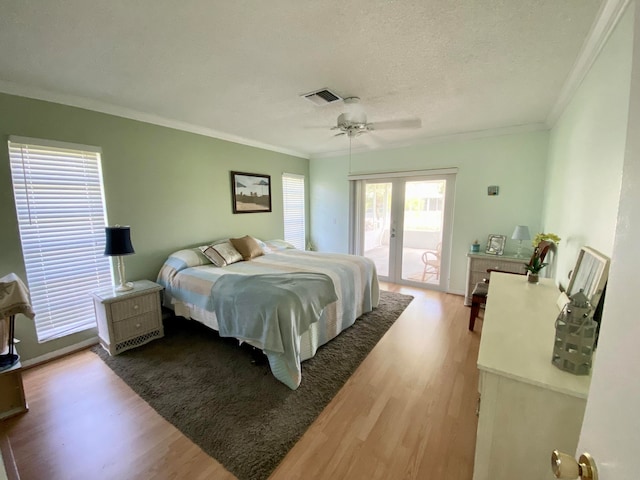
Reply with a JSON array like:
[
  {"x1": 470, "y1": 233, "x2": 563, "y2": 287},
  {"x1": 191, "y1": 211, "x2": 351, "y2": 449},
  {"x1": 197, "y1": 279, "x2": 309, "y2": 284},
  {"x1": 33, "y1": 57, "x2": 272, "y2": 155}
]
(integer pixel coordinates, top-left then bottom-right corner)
[
  {"x1": 357, "y1": 131, "x2": 382, "y2": 149},
  {"x1": 368, "y1": 118, "x2": 422, "y2": 130},
  {"x1": 333, "y1": 132, "x2": 346, "y2": 137}
]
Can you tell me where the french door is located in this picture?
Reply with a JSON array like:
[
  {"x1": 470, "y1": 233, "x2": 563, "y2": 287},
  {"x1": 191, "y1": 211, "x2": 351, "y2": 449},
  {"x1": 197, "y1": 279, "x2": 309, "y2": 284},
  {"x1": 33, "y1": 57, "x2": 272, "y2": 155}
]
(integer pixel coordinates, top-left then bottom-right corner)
[{"x1": 352, "y1": 173, "x2": 455, "y2": 290}]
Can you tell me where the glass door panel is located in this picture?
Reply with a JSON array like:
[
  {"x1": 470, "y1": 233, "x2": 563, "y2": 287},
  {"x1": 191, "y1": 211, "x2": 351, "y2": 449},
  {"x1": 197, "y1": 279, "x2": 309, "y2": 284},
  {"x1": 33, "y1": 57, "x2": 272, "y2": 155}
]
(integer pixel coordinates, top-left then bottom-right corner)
[
  {"x1": 363, "y1": 182, "x2": 392, "y2": 277},
  {"x1": 401, "y1": 180, "x2": 446, "y2": 285},
  {"x1": 354, "y1": 173, "x2": 454, "y2": 290}
]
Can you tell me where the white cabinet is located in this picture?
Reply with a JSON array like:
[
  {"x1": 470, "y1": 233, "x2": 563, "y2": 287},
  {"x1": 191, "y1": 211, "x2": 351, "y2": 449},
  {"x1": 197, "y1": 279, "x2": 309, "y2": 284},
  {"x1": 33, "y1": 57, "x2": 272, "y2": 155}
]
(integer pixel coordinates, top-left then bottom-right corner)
[
  {"x1": 91, "y1": 280, "x2": 164, "y2": 355},
  {"x1": 473, "y1": 273, "x2": 592, "y2": 480},
  {"x1": 464, "y1": 253, "x2": 527, "y2": 305}
]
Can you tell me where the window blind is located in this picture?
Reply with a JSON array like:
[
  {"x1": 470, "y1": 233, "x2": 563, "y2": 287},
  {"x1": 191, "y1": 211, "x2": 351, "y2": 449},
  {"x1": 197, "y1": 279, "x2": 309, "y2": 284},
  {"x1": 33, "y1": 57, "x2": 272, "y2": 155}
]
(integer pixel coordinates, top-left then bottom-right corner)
[
  {"x1": 282, "y1": 173, "x2": 306, "y2": 250},
  {"x1": 8, "y1": 137, "x2": 112, "y2": 342}
]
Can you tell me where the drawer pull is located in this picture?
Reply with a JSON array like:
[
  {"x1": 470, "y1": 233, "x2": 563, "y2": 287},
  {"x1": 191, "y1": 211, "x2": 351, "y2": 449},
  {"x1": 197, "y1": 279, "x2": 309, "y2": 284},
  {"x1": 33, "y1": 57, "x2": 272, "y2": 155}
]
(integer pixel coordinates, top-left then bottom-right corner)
[
  {"x1": 135, "y1": 323, "x2": 141, "y2": 328},
  {"x1": 133, "y1": 304, "x2": 139, "y2": 310}
]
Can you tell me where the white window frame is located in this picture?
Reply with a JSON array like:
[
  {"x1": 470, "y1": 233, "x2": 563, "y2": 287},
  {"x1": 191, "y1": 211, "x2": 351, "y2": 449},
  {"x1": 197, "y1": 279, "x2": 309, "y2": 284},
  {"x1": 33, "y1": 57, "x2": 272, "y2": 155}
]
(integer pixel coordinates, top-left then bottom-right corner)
[
  {"x1": 8, "y1": 136, "x2": 112, "y2": 342},
  {"x1": 282, "y1": 173, "x2": 306, "y2": 250}
]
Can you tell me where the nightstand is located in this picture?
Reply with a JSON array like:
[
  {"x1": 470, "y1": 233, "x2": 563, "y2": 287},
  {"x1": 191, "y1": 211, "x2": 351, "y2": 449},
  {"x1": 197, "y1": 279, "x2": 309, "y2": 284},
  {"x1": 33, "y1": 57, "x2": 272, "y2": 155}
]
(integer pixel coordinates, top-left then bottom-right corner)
[
  {"x1": 0, "y1": 360, "x2": 28, "y2": 420},
  {"x1": 91, "y1": 280, "x2": 164, "y2": 355}
]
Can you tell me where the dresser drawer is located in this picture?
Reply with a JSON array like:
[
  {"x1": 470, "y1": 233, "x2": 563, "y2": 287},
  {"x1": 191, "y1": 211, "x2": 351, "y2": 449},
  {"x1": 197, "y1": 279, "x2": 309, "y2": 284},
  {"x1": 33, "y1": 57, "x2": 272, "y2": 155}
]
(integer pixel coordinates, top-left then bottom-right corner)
[
  {"x1": 470, "y1": 271, "x2": 490, "y2": 289},
  {"x1": 472, "y1": 258, "x2": 525, "y2": 274},
  {"x1": 110, "y1": 292, "x2": 158, "y2": 321},
  {"x1": 113, "y1": 312, "x2": 160, "y2": 342}
]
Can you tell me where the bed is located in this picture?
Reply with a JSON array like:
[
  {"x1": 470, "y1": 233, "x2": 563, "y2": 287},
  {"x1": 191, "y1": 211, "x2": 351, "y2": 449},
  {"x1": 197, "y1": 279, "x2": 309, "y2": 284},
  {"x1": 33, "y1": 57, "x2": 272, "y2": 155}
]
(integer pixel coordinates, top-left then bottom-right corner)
[{"x1": 156, "y1": 239, "x2": 379, "y2": 389}]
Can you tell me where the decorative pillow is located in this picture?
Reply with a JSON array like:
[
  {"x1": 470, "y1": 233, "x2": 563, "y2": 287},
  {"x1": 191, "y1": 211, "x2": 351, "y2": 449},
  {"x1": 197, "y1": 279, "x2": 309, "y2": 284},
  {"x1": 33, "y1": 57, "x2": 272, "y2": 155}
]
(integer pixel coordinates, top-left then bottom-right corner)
[
  {"x1": 230, "y1": 235, "x2": 264, "y2": 261},
  {"x1": 200, "y1": 242, "x2": 243, "y2": 267},
  {"x1": 199, "y1": 245, "x2": 226, "y2": 267}
]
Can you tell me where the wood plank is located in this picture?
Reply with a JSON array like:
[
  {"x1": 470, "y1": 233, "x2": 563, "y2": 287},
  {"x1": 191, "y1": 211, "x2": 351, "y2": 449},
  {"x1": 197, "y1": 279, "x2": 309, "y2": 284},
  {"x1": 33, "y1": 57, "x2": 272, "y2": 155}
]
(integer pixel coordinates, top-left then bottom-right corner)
[{"x1": 2, "y1": 284, "x2": 480, "y2": 480}]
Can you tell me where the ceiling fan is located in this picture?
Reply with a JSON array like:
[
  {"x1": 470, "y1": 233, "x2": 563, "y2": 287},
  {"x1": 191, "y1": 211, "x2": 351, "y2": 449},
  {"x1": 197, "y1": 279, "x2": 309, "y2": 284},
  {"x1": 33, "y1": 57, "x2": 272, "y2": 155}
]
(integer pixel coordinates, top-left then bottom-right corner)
[{"x1": 331, "y1": 97, "x2": 422, "y2": 138}]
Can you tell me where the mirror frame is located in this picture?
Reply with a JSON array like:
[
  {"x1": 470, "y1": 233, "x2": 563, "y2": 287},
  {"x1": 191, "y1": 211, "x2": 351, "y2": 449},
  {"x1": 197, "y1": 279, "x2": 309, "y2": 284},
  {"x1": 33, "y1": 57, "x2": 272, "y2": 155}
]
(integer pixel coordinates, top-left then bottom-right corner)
[{"x1": 566, "y1": 246, "x2": 610, "y2": 309}]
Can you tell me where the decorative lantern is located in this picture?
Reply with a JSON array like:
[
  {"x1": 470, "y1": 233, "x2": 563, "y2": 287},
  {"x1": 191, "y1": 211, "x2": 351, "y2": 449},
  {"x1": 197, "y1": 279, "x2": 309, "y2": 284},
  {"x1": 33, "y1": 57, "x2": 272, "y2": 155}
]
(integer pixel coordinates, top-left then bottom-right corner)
[{"x1": 552, "y1": 289, "x2": 597, "y2": 375}]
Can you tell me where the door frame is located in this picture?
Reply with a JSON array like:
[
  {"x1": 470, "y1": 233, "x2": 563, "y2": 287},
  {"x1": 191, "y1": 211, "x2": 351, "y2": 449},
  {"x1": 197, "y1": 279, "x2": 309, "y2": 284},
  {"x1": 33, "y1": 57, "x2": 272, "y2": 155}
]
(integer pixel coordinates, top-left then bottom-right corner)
[{"x1": 349, "y1": 168, "x2": 457, "y2": 291}]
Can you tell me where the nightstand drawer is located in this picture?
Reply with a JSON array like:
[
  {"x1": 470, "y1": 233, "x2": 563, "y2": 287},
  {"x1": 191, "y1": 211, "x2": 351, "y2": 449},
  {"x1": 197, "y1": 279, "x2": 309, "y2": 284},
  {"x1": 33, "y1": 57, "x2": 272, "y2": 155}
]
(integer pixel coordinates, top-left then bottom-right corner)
[
  {"x1": 113, "y1": 312, "x2": 160, "y2": 342},
  {"x1": 110, "y1": 292, "x2": 158, "y2": 321}
]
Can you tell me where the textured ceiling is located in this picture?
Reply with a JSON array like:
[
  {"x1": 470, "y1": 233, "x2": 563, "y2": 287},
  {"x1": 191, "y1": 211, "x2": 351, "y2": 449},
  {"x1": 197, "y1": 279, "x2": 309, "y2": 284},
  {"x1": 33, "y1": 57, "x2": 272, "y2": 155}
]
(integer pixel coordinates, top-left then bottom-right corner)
[{"x1": 0, "y1": 0, "x2": 603, "y2": 158}]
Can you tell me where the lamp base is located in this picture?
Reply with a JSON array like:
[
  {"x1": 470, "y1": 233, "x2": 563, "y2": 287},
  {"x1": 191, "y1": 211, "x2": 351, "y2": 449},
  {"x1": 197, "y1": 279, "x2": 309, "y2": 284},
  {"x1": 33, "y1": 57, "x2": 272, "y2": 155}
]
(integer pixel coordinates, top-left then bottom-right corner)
[
  {"x1": 116, "y1": 282, "x2": 134, "y2": 292},
  {"x1": 0, "y1": 353, "x2": 19, "y2": 371},
  {"x1": 515, "y1": 242, "x2": 523, "y2": 258}
]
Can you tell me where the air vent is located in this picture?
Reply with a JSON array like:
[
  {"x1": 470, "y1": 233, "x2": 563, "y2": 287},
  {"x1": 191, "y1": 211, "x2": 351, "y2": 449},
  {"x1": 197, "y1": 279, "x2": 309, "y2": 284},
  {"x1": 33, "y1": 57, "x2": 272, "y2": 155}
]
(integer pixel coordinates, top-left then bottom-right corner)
[{"x1": 301, "y1": 88, "x2": 342, "y2": 106}]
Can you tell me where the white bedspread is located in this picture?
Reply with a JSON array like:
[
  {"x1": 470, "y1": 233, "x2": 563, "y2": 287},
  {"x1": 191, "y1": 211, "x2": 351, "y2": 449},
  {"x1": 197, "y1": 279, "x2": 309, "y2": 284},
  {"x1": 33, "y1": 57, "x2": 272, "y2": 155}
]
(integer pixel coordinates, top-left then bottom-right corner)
[{"x1": 157, "y1": 248, "x2": 379, "y2": 389}]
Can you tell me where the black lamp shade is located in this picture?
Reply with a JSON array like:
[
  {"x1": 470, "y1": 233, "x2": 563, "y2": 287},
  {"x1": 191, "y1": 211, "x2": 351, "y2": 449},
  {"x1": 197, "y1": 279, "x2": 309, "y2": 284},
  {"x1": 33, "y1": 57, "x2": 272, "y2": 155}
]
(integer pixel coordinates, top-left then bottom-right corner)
[{"x1": 104, "y1": 226, "x2": 135, "y2": 256}]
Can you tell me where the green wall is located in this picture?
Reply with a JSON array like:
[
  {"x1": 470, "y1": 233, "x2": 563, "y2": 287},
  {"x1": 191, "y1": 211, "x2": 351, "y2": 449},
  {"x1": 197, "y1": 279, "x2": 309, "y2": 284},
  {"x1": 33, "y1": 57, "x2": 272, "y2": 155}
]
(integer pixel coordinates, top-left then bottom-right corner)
[
  {"x1": 542, "y1": 5, "x2": 633, "y2": 286},
  {"x1": 309, "y1": 130, "x2": 550, "y2": 295},
  {"x1": 0, "y1": 93, "x2": 308, "y2": 361}
]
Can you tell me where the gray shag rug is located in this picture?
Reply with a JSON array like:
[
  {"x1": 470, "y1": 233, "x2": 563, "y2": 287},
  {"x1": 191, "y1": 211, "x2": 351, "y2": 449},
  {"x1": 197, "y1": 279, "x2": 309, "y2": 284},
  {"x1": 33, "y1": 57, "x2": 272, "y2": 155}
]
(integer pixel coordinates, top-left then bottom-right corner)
[{"x1": 92, "y1": 290, "x2": 413, "y2": 480}]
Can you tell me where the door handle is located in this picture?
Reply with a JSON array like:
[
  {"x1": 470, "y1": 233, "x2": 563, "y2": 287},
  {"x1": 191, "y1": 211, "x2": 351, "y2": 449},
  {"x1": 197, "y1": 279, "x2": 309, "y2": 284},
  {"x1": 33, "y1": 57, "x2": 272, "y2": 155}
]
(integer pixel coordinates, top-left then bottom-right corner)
[{"x1": 551, "y1": 450, "x2": 598, "y2": 480}]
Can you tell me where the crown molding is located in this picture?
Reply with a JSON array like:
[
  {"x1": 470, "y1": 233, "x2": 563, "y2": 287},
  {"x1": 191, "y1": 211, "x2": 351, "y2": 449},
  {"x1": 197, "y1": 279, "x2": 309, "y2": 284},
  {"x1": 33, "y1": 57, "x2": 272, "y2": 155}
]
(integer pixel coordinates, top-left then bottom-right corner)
[
  {"x1": 546, "y1": 0, "x2": 631, "y2": 126},
  {"x1": 0, "y1": 80, "x2": 309, "y2": 160},
  {"x1": 310, "y1": 122, "x2": 548, "y2": 159}
]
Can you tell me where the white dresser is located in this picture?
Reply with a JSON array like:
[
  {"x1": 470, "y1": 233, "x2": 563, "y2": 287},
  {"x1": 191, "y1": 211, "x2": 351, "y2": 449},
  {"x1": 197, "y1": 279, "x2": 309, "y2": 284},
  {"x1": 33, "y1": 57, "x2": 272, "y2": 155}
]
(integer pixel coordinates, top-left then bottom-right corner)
[
  {"x1": 465, "y1": 253, "x2": 527, "y2": 305},
  {"x1": 473, "y1": 273, "x2": 592, "y2": 480}
]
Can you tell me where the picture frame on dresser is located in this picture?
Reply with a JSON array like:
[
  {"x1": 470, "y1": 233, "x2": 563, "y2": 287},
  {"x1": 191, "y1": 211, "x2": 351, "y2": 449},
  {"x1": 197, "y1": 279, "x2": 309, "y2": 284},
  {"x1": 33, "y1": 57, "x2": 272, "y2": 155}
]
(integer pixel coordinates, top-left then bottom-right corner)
[
  {"x1": 566, "y1": 246, "x2": 610, "y2": 311},
  {"x1": 485, "y1": 234, "x2": 506, "y2": 255}
]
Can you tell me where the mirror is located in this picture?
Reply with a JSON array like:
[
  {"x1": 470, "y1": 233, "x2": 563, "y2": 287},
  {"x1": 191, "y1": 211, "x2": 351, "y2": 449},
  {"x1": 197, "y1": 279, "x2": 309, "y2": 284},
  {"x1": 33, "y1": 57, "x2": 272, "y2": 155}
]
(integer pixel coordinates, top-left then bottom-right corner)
[{"x1": 567, "y1": 246, "x2": 610, "y2": 309}]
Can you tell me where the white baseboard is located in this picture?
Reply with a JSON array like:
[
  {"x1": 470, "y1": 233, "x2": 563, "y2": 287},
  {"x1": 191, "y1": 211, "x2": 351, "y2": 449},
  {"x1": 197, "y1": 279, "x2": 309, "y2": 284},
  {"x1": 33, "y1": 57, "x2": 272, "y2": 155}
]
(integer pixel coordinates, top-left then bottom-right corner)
[
  {"x1": 448, "y1": 289, "x2": 465, "y2": 297},
  {"x1": 21, "y1": 337, "x2": 99, "y2": 368}
]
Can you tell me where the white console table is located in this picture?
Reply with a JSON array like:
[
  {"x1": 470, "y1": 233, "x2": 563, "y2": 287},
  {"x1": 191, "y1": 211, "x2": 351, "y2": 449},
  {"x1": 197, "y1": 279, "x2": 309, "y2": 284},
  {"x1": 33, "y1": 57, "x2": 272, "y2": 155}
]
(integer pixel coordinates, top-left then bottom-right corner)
[{"x1": 473, "y1": 273, "x2": 592, "y2": 480}]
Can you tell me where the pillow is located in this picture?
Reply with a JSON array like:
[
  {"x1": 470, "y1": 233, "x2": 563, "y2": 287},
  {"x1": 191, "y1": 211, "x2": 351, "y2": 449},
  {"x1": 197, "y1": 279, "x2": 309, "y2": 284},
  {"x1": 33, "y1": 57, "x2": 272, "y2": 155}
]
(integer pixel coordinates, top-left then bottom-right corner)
[
  {"x1": 200, "y1": 242, "x2": 243, "y2": 267},
  {"x1": 263, "y1": 239, "x2": 297, "y2": 252},
  {"x1": 230, "y1": 235, "x2": 264, "y2": 261},
  {"x1": 166, "y1": 248, "x2": 212, "y2": 271}
]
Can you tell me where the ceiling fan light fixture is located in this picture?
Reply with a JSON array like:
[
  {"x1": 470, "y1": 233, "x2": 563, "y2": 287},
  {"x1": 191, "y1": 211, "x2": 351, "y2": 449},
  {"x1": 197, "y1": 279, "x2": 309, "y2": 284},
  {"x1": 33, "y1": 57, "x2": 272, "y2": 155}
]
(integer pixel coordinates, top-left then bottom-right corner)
[{"x1": 328, "y1": 94, "x2": 421, "y2": 140}]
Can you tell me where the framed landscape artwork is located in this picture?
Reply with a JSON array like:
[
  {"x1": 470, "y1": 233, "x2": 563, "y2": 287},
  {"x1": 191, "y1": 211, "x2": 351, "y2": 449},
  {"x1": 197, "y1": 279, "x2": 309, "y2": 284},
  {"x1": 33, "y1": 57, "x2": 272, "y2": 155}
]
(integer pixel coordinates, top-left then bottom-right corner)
[{"x1": 231, "y1": 171, "x2": 272, "y2": 214}]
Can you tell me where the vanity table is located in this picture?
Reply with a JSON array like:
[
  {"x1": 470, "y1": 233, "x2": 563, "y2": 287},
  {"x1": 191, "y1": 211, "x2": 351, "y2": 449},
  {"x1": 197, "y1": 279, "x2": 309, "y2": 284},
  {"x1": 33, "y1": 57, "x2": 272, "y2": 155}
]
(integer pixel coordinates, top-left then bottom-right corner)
[{"x1": 473, "y1": 273, "x2": 592, "y2": 480}]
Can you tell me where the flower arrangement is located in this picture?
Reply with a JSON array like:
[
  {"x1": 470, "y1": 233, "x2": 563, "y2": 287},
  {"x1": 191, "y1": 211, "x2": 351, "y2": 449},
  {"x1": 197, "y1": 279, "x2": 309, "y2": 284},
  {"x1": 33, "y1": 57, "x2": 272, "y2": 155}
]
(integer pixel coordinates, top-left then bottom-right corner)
[
  {"x1": 525, "y1": 233, "x2": 561, "y2": 277},
  {"x1": 532, "y1": 232, "x2": 561, "y2": 248}
]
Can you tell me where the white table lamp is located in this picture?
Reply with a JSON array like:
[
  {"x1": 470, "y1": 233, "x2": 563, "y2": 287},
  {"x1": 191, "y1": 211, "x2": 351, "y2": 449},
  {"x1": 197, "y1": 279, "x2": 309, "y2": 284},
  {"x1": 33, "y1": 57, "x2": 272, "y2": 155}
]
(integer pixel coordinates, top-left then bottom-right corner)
[{"x1": 511, "y1": 225, "x2": 531, "y2": 258}]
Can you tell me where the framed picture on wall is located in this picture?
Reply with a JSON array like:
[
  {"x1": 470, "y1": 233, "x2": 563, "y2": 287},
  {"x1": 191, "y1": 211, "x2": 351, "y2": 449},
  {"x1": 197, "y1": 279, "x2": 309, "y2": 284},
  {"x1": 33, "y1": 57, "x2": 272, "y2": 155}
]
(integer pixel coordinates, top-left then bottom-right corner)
[
  {"x1": 486, "y1": 234, "x2": 506, "y2": 255},
  {"x1": 231, "y1": 171, "x2": 272, "y2": 213}
]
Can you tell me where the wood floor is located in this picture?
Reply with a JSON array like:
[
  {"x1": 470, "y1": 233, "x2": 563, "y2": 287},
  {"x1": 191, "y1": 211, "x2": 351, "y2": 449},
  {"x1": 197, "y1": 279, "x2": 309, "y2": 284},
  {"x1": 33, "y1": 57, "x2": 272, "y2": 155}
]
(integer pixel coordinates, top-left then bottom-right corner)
[{"x1": 1, "y1": 284, "x2": 481, "y2": 480}]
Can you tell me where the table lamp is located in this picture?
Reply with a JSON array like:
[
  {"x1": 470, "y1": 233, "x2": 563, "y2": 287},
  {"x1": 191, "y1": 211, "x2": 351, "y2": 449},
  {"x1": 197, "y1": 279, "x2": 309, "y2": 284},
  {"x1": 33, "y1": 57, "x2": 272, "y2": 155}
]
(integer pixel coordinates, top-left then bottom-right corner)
[
  {"x1": 104, "y1": 225, "x2": 135, "y2": 292},
  {"x1": 511, "y1": 225, "x2": 531, "y2": 258}
]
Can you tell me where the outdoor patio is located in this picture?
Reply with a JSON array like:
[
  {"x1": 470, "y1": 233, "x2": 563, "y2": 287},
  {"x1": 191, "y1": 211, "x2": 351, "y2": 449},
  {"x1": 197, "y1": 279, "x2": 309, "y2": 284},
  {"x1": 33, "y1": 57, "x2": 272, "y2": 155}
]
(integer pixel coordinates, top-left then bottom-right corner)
[{"x1": 364, "y1": 245, "x2": 440, "y2": 285}]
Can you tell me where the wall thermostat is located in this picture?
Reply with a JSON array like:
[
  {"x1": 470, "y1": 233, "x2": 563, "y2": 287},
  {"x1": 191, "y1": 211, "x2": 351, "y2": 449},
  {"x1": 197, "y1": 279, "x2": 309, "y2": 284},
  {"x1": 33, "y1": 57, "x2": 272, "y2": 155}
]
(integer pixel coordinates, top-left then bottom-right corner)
[{"x1": 487, "y1": 185, "x2": 499, "y2": 196}]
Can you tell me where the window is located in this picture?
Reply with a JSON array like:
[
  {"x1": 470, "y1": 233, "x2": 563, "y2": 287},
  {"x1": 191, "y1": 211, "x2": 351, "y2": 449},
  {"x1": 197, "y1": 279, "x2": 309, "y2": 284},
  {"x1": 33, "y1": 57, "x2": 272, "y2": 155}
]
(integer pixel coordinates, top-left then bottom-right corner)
[
  {"x1": 8, "y1": 137, "x2": 112, "y2": 342},
  {"x1": 282, "y1": 173, "x2": 306, "y2": 250}
]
